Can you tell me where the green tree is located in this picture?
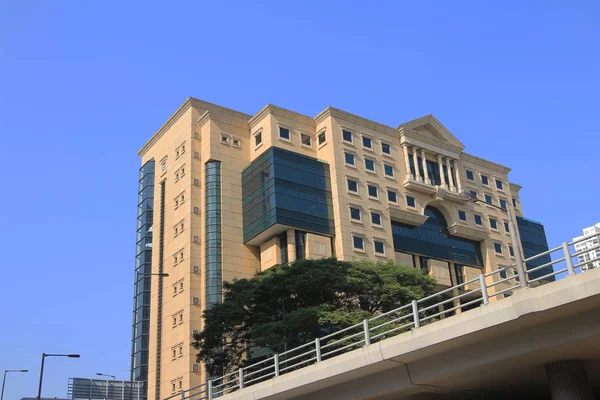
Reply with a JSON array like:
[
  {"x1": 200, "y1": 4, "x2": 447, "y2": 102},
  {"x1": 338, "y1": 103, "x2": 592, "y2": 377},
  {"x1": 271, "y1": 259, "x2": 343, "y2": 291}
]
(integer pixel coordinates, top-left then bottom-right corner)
[{"x1": 193, "y1": 258, "x2": 435, "y2": 376}]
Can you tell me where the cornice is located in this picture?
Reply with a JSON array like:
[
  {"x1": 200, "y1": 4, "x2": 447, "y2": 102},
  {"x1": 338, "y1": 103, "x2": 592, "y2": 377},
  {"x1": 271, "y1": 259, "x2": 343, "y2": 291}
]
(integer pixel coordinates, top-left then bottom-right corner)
[
  {"x1": 197, "y1": 109, "x2": 250, "y2": 130},
  {"x1": 400, "y1": 131, "x2": 462, "y2": 158},
  {"x1": 509, "y1": 182, "x2": 522, "y2": 192},
  {"x1": 461, "y1": 153, "x2": 511, "y2": 175},
  {"x1": 398, "y1": 114, "x2": 465, "y2": 151},
  {"x1": 314, "y1": 107, "x2": 398, "y2": 136}
]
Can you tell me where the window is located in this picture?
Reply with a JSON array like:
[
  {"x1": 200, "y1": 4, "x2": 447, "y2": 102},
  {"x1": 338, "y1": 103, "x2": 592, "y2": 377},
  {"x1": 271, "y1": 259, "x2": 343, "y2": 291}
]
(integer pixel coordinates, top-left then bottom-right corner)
[
  {"x1": 494, "y1": 242, "x2": 503, "y2": 254},
  {"x1": 512, "y1": 198, "x2": 517, "y2": 208},
  {"x1": 362, "y1": 135, "x2": 372, "y2": 149},
  {"x1": 301, "y1": 134, "x2": 311, "y2": 147},
  {"x1": 469, "y1": 190, "x2": 477, "y2": 199},
  {"x1": 466, "y1": 170, "x2": 474, "y2": 180},
  {"x1": 474, "y1": 214, "x2": 483, "y2": 225},
  {"x1": 499, "y1": 199, "x2": 507, "y2": 210},
  {"x1": 406, "y1": 195, "x2": 416, "y2": 208},
  {"x1": 455, "y1": 265, "x2": 464, "y2": 285},
  {"x1": 485, "y1": 194, "x2": 493, "y2": 205},
  {"x1": 387, "y1": 190, "x2": 397, "y2": 203},
  {"x1": 384, "y1": 164, "x2": 394, "y2": 177},
  {"x1": 350, "y1": 207, "x2": 361, "y2": 221},
  {"x1": 232, "y1": 138, "x2": 241, "y2": 148},
  {"x1": 279, "y1": 127, "x2": 290, "y2": 140},
  {"x1": 504, "y1": 221, "x2": 510, "y2": 233},
  {"x1": 220, "y1": 135, "x2": 229, "y2": 145},
  {"x1": 371, "y1": 211, "x2": 382, "y2": 226},
  {"x1": 160, "y1": 157, "x2": 167, "y2": 174},
  {"x1": 381, "y1": 142, "x2": 391, "y2": 155},
  {"x1": 496, "y1": 179, "x2": 503, "y2": 190},
  {"x1": 318, "y1": 131, "x2": 326, "y2": 145},
  {"x1": 481, "y1": 175, "x2": 489, "y2": 185},
  {"x1": 172, "y1": 348, "x2": 177, "y2": 360},
  {"x1": 178, "y1": 312, "x2": 183, "y2": 323},
  {"x1": 352, "y1": 235, "x2": 364, "y2": 251},
  {"x1": 344, "y1": 152, "x2": 355, "y2": 166},
  {"x1": 367, "y1": 184, "x2": 378, "y2": 198},
  {"x1": 458, "y1": 210, "x2": 467, "y2": 221},
  {"x1": 254, "y1": 132, "x2": 262, "y2": 147},
  {"x1": 342, "y1": 129, "x2": 353, "y2": 143},
  {"x1": 509, "y1": 246, "x2": 515, "y2": 257},
  {"x1": 347, "y1": 178, "x2": 358, "y2": 193},
  {"x1": 499, "y1": 266, "x2": 508, "y2": 279},
  {"x1": 374, "y1": 240, "x2": 385, "y2": 255},
  {"x1": 365, "y1": 158, "x2": 375, "y2": 172},
  {"x1": 490, "y1": 218, "x2": 498, "y2": 230}
]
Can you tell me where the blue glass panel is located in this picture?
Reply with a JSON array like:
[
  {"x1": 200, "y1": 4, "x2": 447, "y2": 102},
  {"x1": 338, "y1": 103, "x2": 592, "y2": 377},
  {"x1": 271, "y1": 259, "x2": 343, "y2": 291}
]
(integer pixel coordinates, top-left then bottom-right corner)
[
  {"x1": 344, "y1": 152, "x2": 355, "y2": 165},
  {"x1": 374, "y1": 240, "x2": 384, "y2": 254},
  {"x1": 500, "y1": 199, "x2": 507, "y2": 209},
  {"x1": 496, "y1": 179, "x2": 503, "y2": 190},
  {"x1": 490, "y1": 218, "x2": 498, "y2": 229},
  {"x1": 494, "y1": 243, "x2": 502, "y2": 253},
  {"x1": 458, "y1": 210, "x2": 467, "y2": 221},
  {"x1": 347, "y1": 179, "x2": 358, "y2": 192},
  {"x1": 387, "y1": 190, "x2": 397, "y2": 203},
  {"x1": 365, "y1": 158, "x2": 375, "y2": 171},
  {"x1": 466, "y1": 170, "x2": 474, "y2": 180},
  {"x1": 485, "y1": 194, "x2": 493, "y2": 205},
  {"x1": 474, "y1": 215, "x2": 482, "y2": 225},
  {"x1": 350, "y1": 207, "x2": 361, "y2": 220},
  {"x1": 353, "y1": 236, "x2": 364, "y2": 250},
  {"x1": 381, "y1": 142, "x2": 391, "y2": 154},
  {"x1": 362, "y1": 136, "x2": 372, "y2": 148},
  {"x1": 206, "y1": 161, "x2": 222, "y2": 307},
  {"x1": 368, "y1": 185, "x2": 378, "y2": 197},
  {"x1": 517, "y1": 217, "x2": 554, "y2": 281},
  {"x1": 371, "y1": 212, "x2": 381, "y2": 225},
  {"x1": 481, "y1": 175, "x2": 489, "y2": 185},
  {"x1": 343, "y1": 130, "x2": 352, "y2": 142},
  {"x1": 406, "y1": 195, "x2": 416, "y2": 208},
  {"x1": 279, "y1": 127, "x2": 290, "y2": 139},
  {"x1": 384, "y1": 164, "x2": 394, "y2": 176}
]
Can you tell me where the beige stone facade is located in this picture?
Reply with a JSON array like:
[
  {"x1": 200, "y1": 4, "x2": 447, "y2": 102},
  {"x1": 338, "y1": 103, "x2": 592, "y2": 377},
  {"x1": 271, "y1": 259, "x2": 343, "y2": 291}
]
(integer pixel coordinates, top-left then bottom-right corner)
[{"x1": 137, "y1": 98, "x2": 530, "y2": 399}]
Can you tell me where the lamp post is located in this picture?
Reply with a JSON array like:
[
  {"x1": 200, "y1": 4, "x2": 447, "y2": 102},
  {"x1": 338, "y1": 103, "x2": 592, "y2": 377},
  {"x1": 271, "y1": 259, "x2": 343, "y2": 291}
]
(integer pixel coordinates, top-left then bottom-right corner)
[
  {"x1": 459, "y1": 191, "x2": 527, "y2": 288},
  {"x1": 36, "y1": 353, "x2": 80, "y2": 400},
  {"x1": 1, "y1": 370, "x2": 28, "y2": 400},
  {"x1": 96, "y1": 372, "x2": 116, "y2": 380}
]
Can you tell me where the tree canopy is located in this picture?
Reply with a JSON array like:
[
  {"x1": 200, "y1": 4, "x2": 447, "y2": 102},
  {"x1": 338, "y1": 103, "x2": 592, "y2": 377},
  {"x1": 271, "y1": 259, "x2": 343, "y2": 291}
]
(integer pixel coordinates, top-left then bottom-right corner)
[{"x1": 193, "y1": 258, "x2": 436, "y2": 376}]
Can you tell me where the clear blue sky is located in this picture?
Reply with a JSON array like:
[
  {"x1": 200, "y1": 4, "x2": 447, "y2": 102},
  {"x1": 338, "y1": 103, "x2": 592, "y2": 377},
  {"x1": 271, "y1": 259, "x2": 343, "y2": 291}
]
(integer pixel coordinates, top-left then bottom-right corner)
[{"x1": 0, "y1": 1, "x2": 598, "y2": 398}]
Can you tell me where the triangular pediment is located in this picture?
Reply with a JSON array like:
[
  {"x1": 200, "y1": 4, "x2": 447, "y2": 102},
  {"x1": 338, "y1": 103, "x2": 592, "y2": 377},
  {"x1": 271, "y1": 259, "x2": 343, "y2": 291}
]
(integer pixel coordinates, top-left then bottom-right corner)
[{"x1": 398, "y1": 115, "x2": 465, "y2": 150}]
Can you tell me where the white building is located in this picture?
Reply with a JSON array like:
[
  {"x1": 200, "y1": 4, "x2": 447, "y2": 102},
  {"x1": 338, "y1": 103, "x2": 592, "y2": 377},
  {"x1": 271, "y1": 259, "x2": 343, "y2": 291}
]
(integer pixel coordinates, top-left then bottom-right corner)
[{"x1": 573, "y1": 223, "x2": 600, "y2": 270}]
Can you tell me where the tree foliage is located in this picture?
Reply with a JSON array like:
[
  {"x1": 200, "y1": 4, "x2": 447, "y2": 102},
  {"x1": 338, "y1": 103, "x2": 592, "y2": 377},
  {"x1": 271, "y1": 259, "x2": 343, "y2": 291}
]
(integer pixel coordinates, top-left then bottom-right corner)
[{"x1": 192, "y1": 258, "x2": 436, "y2": 376}]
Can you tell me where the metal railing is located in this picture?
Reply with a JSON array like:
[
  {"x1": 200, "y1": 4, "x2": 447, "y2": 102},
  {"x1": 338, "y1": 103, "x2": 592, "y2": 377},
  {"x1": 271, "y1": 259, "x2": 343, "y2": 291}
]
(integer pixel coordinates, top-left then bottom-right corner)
[{"x1": 166, "y1": 232, "x2": 599, "y2": 400}]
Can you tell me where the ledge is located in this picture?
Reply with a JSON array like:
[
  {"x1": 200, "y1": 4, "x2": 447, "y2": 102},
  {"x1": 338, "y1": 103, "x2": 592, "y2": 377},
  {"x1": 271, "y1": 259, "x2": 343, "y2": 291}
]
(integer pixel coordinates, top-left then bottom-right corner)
[
  {"x1": 403, "y1": 179, "x2": 437, "y2": 195},
  {"x1": 388, "y1": 207, "x2": 428, "y2": 226},
  {"x1": 448, "y1": 223, "x2": 489, "y2": 241}
]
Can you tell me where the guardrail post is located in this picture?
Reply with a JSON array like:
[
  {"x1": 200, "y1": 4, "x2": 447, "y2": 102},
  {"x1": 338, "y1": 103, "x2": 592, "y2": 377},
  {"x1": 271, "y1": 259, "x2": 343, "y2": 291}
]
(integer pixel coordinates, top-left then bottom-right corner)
[
  {"x1": 238, "y1": 368, "x2": 244, "y2": 390},
  {"x1": 479, "y1": 274, "x2": 489, "y2": 305},
  {"x1": 273, "y1": 353, "x2": 280, "y2": 377},
  {"x1": 315, "y1": 338, "x2": 322, "y2": 362},
  {"x1": 363, "y1": 319, "x2": 371, "y2": 346},
  {"x1": 207, "y1": 379, "x2": 213, "y2": 400},
  {"x1": 181, "y1": 387, "x2": 186, "y2": 400},
  {"x1": 411, "y1": 300, "x2": 420, "y2": 329},
  {"x1": 563, "y1": 242, "x2": 575, "y2": 275}
]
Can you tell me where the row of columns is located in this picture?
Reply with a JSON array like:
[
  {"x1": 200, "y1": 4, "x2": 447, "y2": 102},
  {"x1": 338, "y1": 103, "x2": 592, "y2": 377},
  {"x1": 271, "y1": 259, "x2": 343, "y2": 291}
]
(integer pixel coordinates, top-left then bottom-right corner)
[{"x1": 401, "y1": 144, "x2": 463, "y2": 193}]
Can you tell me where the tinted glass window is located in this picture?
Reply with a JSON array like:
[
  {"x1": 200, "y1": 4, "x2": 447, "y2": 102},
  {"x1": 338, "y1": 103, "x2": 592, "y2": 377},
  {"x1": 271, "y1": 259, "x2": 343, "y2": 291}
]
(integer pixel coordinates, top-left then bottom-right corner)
[
  {"x1": 485, "y1": 194, "x2": 493, "y2": 204},
  {"x1": 381, "y1": 142, "x2": 391, "y2": 154},
  {"x1": 362, "y1": 136, "x2": 372, "y2": 148},
  {"x1": 374, "y1": 240, "x2": 385, "y2": 254},
  {"x1": 494, "y1": 243, "x2": 502, "y2": 253},
  {"x1": 384, "y1": 164, "x2": 394, "y2": 176},
  {"x1": 388, "y1": 190, "x2": 397, "y2": 203},
  {"x1": 481, "y1": 175, "x2": 489, "y2": 185},
  {"x1": 347, "y1": 179, "x2": 358, "y2": 192},
  {"x1": 500, "y1": 199, "x2": 507, "y2": 209},
  {"x1": 496, "y1": 179, "x2": 503, "y2": 190},
  {"x1": 350, "y1": 207, "x2": 361, "y2": 220},
  {"x1": 353, "y1": 236, "x2": 364, "y2": 250},
  {"x1": 490, "y1": 218, "x2": 498, "y2": 229},
  {"x1": 474, "y1": 215, "x2": 482, "y2": 225},
  {"x1": 371, "y1": 212, "x2": 381, "y2": 225},
  {"x1": 368, "y1": 185, "x2": 378, "y2": 197},
  {"x1": 318, "y1": 132, "x2": 326, "y2": 145},
  {"x1": 279, "y1": 127, "x2": 290, "y2": 139},
  {"x1": 406, "y1": 195, "x2": 416, "y2": 208},
  {"x1": 458, "y1": 210, "x2": 467, "y2": 221},
  {"x1": 344, "y1": 152, "x2": 355, "y2": 165},
  {"x1": 466, "y1": 170, "x2": 474, "y2": 180},
  {"x1": 255, "y1": 133, "x2": 262, "y2": 146},
  {"x1": 365, "y1": 158, "x2": 375, "y2": 171},
  {"x1": 342, "y1": 130, "x2": 352, "y2": 142}
]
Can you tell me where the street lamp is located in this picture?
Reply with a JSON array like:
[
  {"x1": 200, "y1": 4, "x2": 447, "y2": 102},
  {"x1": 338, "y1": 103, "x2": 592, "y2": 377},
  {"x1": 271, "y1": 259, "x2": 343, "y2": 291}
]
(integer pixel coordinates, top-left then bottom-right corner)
[
  {"x1": 96, "y1": 372, "x2": 116, "y2": 380},
  {"x1": 1, "y1": 370, "x2": 28, "y2": 400},
  {"x1": 459, "y1": 191, "x2": 527, "y2": 288},
  {"x1": 36, "y1": 353, "x2": 80, "y2": 400}
]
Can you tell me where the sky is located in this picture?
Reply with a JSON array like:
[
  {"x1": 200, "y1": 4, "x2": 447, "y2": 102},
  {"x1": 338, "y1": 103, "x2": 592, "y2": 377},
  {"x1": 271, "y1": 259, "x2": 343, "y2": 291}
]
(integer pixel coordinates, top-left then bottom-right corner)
[{"x1": 0, "y1": 0, "x2": 599, "y2": 398}]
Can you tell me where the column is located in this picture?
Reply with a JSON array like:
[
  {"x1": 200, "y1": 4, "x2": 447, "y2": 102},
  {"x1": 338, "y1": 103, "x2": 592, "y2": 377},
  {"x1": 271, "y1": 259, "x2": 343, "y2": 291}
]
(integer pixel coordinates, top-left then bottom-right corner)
[
  {"x1": 453, "y1": 159, "x2": 463, "y2": 193},
  {"x1": 402, "y1": 144, "x2": 413, "y2": 181},
  {"x1": 546, "y1": 360, "x2": 594, "y2": 400},
  {"x1": 437, "y1": 155, "x2": 446, "y2": 188},
  {"x1": 412, "y1": 147, "x2": 422, "y2": 182},
  {"x1": 445, "y1": 157, "x2": 455, "y2": 192},
  {"x1": 420, "y1": 149, "x2": 430, "y2": 184}
]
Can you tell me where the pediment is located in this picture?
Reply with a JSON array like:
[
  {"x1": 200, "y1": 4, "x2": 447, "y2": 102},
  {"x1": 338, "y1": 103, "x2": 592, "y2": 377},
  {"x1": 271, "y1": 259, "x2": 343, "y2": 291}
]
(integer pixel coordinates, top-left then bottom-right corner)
[{"x1": 398, "y1": 115, "x2": 465, "y2": 151}]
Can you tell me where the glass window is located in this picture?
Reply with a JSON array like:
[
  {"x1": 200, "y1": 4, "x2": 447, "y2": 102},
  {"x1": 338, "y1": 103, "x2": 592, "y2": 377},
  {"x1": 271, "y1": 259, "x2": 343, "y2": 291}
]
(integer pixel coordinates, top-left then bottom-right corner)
[
  {"x1": 365, "y1": 158, "x2": 375, "y2": 171},
  {"x1": 509, "y1": 246, "x2": 515, "y2": 256},
  {"x1": 458, "y1": 210, "x2": 467, "y2": 221},
  {"x1": 384, "y1": 164, "x2": 394, "y2": 177},
  {"x1": 344, "y1": 152, "x2": 355, "y2": 166},
  {"x1": 500, "y1": 199, "x2": 507, "y2": 209},
  {"x1": 474, "y1": 215, "x2": 482, "y2": 225},
  {"x1": 352, "y1": 235, "x2": 364, "y2": 250},
  {"x1": 374, "y1": 240, "x2": 385, "y2": 254},
  {"x1": 347, "y1": 179, "x2": 358, "y2": 193},
  {"x1": 485, "y1": 194, "x2": 493, "y2": 205},
  {"x1": 367, "y1": 184, "x2": 378, "y2": 198},
  {"x1": 362, "y1": 136, "x2": 372, "y2": 149},
  {"x1": 301, "y1": 134, "x2": 311, "y2": 146},
  {"x1": 512, "y1": 198, "x2": 517, "y2": 208},
  {"x1": 469, "y1": 190, "x2": 477, "y2": 199},
  {"x1": 255, "y1": 132, "x2": 262, "y2": 147},
  {"x1": 494, "y1": 243, "x2": 503, "y2": 254},
  {"x1": 499, "y1": 266, "x2": 508, "y2": 279},
  {"x1": 388, "y1": 190, "x2": 397, "y2": 203},
  {"x1": 295, "y1": 231, "x2": 307, "y2": 260},
  {"x1": 466, "y1": 170, "x2": 474, "y2": 180},
  {"x1": 279, "y1": 127, "x2": 290, "y2": 140},
  {"x1": 371, "y1": 212, "x2": 381, "y2": 226},
  {"x1": 350, "y1": 207, "x2": 361, "y2": 221},
  {"x1": 381, "y1": 142, "x2": 391, "y2": 155},
  {"x1": 504, "y1": 221, "x2": 509, "y2": 232},
  {"x1": 496, "y1": 179, "x2": 503, "y2": 190},
  {"x1": 490, "y1": 218, "x2": 498, "y2": 230},
  {"x1": 406, "y1": 195, "x2": 416, "y2": 208},
  {"x1": 318, "y1": 131, "x2": 326, "y2": 145},
  {"x1": 481, "y1": 175, "x2": 489, "y2": 185},
  {"x1": 342, "y1": 130, "x2": 353, "y2": 143},
  {"x1": 454, "y1": 264, "x2": 464, "y2": 285}
]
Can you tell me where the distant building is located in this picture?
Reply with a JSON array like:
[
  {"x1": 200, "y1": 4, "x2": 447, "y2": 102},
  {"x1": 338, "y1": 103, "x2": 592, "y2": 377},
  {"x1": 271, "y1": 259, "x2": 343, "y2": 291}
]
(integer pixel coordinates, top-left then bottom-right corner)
[
  {"x1": 573, "y1": 223, "x2": 600, "y2": 270},
  {"x1": 67, "y1": 378, "x2": 143, "y2": 400}
]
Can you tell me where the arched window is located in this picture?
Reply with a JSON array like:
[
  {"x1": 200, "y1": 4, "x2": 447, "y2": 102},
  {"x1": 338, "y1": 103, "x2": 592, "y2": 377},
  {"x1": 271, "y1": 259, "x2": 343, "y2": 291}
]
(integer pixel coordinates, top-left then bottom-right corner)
[{"x1": 391, "y1": 206, "x2": 483, "y2": 266}]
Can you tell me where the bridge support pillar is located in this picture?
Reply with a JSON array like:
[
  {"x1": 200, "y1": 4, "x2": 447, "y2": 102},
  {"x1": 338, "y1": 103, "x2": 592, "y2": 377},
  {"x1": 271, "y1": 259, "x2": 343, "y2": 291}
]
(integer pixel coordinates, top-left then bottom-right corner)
[{"x1": 546, "y1": 360, "x2": 593, "y2": 400}]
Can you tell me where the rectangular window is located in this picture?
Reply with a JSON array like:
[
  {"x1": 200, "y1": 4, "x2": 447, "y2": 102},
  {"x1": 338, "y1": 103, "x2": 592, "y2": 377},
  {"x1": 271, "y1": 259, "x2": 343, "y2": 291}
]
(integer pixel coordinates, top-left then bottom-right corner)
[
  {"x1": 499, "y1": 199, "x2": 507, "y2": 209},
  {"x1": 481, "y1": 175, "x2": 489, "y2": 185},
  {"x1": 458, "y1": 210, "x2": 467, "y2": 221},
  {"x1": 474, "y1": 214, "x2": 483, "y2": 225},
  {"x1": 350, "y1": 207, "x2": 361, "y2": 221},
  {"x1": 494, "y1": 243, "x2": 503, "y2": 254},
  {"x1": 455, "y1": 264, "x2": 464, "y2": 285},
  {"x1": 371, "y1": 212, "x2": 382, "y2": 226},
  {"x1": 496, "y1": 179, "x2": 503, "y2": 190},
  {"x1": 509, "y1": 246, "x2": 515, "y2": 257},
  {"x1": 490, "y1": 218, "x2": 498, "y2": 230},
  {"x1": 301, "y1": 134, "x2": 311, "y2": 146},
  {"x1": 485, "y1": 194, "x2": 493, "y2": 205},
  {"x1": 512, "y1": 198, "x2": 517, "y2": 208},
  {"x1": 384, "y1": 164, "x2": 394, "y2": 177},
  {"x1": 504, "y1": 221, "x2": 509, "y2": 232},
  {"x1": 255, "y1": 132, "x2": 262, "y2": 147},
  {"x1": 365, "y1": 158, "x2": 375, "y2": 172},
  {"x1": 387, "y1": 190, "x2": 397, "y2": 203},
  {"x1": 221, "y1": 135, "x2": 230, "y2": 145},
  {"x1": 352, "y1": 235, "x2": 364, "y2": 251},
  {"x1": 318, "y1": 131, "x2": 326, "y2": 145},
  {"x1": 466, "y1": 170, "x2": 474, "y2": 180},
  {"x1": 469, "y1": 190, "x2": 477, "y2": 199},
  {"x1": 342, "y1": 130, "x2": 353, "y2": 143},
  {"x1": 279, "y1": 127, "x2": 290, "y2": 140},
  {"x1": 374, "y1": 240, "x2": 385, "y2": 255},
  {"x1": 367, "y1": 184, "x2": 378, "y2": 198},
  {"x1": 362, "y1": 135, "x2": 372, "y2": 149},
  {"x1": 347, "y1": 178, "x2": 358, "y2": 193},
  {"x1": 499, "y1": 266, "x2": 507, "y2": 279},
  {"x1": 406, "y1": 195, "x2": 416, "y2": 208},
  {"x1": 381, "y1": 142, "x2": 391, "y2": 155},
  {"x1": 344, "y1": 152, "x2": 355, "y2": 166}
]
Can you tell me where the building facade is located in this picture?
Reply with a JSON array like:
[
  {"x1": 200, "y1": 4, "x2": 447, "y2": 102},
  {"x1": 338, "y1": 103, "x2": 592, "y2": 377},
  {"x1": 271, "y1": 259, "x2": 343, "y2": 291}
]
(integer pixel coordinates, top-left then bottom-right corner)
[
  {"x1": 133, "y1": 98, "x2": 551, "y2": 399},
  {"x1": 573, "y1": 223, "x2": 600, "y2": 270},
  {"x1": 68, "y1": 378, "x2": 143, "y2": 400}
]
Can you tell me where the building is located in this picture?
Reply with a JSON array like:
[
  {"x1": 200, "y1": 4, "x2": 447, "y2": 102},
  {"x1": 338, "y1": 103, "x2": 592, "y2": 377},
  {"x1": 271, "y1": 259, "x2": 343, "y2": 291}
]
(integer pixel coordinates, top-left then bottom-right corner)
[
  {"x1": 132, "y1": 98, "x2": 552, "y2": 399},
  {"x1": 573, "y1": 223, "x2": 600, "y2": 270},
  {"x1": 68, "y1": 378, "x2": 143, "y2": 400}
]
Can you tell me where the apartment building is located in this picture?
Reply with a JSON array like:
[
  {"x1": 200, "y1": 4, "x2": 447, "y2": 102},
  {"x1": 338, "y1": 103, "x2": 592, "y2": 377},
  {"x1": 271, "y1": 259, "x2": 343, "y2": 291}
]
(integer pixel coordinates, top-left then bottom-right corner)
[
  {"x1": 573, "y1": 223, "x2": 600, "y2": 270},
  {"x1": 131, "y1": 98, "x2": 552, "y2": 399}
]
